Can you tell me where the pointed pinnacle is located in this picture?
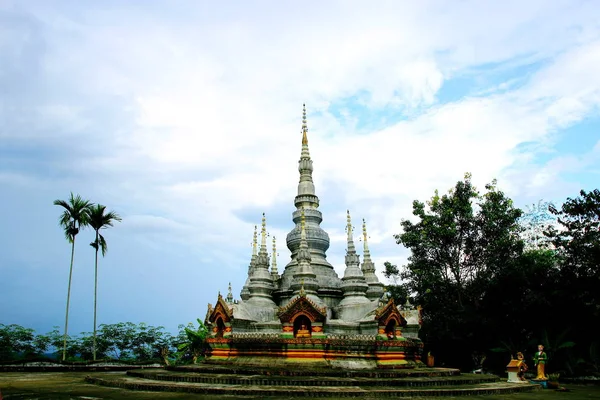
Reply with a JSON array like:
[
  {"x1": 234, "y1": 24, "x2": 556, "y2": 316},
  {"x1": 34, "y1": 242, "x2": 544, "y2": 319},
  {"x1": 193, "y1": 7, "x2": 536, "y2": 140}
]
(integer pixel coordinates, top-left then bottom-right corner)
[
  {"x1": 252, "y1": 225, "x2": 258, "y2": 256},
  {"x1": 272, "y1": 236, "x2": 278, "y2": 271},
  {"x1": 260, "y1": 213, "x2": 267, "y2": 250},
  {"x1": 346, "y1": 209, "x2": 353, "y2": 237},
  {"x1": 302, "y1": 104, "x2": 308, "y2": 145}
]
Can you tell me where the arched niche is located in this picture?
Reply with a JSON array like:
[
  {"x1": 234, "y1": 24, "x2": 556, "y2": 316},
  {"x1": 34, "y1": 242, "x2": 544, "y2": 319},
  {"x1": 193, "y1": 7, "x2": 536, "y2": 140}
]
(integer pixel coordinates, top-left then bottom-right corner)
[{"x1": 293, "y1": 315, "x2": 312, "y2": 338}]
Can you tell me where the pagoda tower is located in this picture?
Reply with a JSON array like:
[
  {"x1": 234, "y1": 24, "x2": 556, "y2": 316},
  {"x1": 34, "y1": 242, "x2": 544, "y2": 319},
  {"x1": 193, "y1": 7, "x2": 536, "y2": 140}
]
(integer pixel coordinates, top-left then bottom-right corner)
[{"x1": 277, "y1": 104, "x2": 341, "y2": 306}]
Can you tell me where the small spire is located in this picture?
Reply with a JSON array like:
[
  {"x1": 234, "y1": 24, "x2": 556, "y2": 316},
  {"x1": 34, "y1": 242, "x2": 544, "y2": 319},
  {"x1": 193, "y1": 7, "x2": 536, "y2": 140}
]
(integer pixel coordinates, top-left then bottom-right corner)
[
  {"x1": 227, "y1": 282, "x2": 233, "y2": 303},
  {"x1": 362, "y1": 219, "x2": 369, "y2": 250},
  {"x1": 271, "y1": 236, "x2": 278, "y2": 275},
  {"x1": 252, "y1": 225, "x2": 258, "y2": 256},
  {"x1": 260, "y1": 213, "x2": 267, "y2": 253},
  {"x1": 362, "y1": 218, "x2": 373, "y2": 264},
  {"x1": 346, "y1": 210, "x2": 353, "y2": 242},
  {"x1": 302, "y1": 103, "x2": 308, "y2": 145},
  {"x1": 300, "y1": 104, "x2": 311, "y2": 160}
]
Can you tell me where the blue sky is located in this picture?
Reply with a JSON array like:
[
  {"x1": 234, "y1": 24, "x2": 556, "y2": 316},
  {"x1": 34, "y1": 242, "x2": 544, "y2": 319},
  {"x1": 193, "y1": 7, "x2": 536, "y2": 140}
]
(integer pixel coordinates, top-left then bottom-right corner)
[{"x1": 1, "y1": 0, "x2": 599, "y2": 337}]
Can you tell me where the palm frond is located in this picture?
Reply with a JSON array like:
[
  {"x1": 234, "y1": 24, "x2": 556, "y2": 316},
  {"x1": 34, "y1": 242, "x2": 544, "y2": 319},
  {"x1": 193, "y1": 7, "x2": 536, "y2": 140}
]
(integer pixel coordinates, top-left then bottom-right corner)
[
  {"x1": 99, "y1": 233, "x2": 107, "y2": 257},
  {"x1": 88, "y1": 204, "x2": 121, "y2": 256},
  {"x1": 54, "y1": 193, "x2": 93, "y2": 242}
]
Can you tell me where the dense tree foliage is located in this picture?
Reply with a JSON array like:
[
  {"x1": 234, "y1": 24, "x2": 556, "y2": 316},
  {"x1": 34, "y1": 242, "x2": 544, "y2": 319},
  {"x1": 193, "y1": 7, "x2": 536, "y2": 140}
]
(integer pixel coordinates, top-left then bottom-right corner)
[
  {"x1": 0, "y1": 321, "x2": 209, "y2": 365},
  {"x1": 387, "y1": 177, "x2": 600, "y2": 376}
]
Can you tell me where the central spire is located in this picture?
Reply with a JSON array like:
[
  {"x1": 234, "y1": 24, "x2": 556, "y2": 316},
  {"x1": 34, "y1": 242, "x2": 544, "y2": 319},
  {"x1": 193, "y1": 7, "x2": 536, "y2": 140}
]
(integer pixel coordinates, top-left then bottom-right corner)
[
  {"x1": 281, "y1": 104, "x2": 336, "y2": 304},
  {"x1": 297, "y1": 103, "x2": 315, "y2": 200}
]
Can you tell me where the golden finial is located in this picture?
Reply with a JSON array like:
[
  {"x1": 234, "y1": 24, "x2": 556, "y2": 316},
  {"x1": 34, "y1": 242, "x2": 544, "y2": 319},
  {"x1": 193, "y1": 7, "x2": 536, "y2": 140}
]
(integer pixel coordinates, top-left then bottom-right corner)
[
  {"x1": 362, "y1": 218, "x2": 368, "y2": 242},
  {"x1": 302, "y1": 104, "x2": 308, "y2": 145}
]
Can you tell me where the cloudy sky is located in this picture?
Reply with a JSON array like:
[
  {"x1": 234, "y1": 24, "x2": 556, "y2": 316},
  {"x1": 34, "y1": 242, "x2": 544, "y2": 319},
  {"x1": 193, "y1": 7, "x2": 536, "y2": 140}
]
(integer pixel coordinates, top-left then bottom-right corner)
[{"x1": 1, "y1": 0, "x2": 599, "y2": 337}]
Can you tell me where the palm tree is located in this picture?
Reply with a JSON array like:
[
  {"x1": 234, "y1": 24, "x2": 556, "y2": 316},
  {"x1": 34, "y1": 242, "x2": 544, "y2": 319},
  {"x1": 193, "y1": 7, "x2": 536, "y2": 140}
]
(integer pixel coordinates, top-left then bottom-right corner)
[
  {"x1": 54, "y1": 192, "x2": 93, "y2": 361},
  {"x1": 88, "y1": 204, "x2": 122, "y2": 361}
]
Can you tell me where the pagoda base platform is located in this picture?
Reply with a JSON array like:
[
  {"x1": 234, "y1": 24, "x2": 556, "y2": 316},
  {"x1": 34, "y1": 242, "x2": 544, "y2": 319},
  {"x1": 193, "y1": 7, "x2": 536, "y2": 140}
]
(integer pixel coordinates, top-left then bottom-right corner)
[
  {"x1": 85, "y1": 364, "x2": 540, "y2": 397},
  {"x1": 206, "y1": 335, "x2": 424, "y2": 369}
]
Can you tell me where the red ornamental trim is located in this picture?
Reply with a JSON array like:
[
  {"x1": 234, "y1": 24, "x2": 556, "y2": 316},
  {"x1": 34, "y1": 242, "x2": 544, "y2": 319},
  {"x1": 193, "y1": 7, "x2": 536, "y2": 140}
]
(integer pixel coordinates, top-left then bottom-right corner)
[
  {"x1": 375, "y1": 298, "x2": 407, "y2": 327},
  {"x1": 208, "y1": 296, "x2": 234, "y2": 323},
  {"x1": 277, "y1": 296, "x2": 327, "y2": 323}
]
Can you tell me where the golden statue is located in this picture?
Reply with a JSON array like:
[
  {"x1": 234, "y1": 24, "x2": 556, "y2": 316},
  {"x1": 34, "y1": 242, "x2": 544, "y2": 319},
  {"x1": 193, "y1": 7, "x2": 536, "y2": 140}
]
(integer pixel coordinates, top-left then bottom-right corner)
[
  {"x1": 533, "y1": 344, "x2": 548, "y2": 379},
  {"x1": 296, "y1": 323, "x2": 311, "y2": 338}
]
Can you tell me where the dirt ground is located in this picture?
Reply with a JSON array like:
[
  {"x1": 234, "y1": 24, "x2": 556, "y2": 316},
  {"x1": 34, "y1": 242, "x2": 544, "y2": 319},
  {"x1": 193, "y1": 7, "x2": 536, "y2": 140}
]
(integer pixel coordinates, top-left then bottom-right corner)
[{"x1": 1, "y1": 372, "x2": 600, "y2": 399}]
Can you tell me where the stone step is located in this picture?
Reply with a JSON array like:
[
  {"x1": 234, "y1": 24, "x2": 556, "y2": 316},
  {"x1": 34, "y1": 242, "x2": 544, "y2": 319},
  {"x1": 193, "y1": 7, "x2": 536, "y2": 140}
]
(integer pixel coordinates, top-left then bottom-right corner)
[
  {"x1": 170, "y1": 363, "x2": 462, "y2": 378},
  {"x1": 128, "y1": 369, "x2": 499, "y2": 387},
  {"x1": 85, "y1": 374, "x2": 539, "y2": 397}
]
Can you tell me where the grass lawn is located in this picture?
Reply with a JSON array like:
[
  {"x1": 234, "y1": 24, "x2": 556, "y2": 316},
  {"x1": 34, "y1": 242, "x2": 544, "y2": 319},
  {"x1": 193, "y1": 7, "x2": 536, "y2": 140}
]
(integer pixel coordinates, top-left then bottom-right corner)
[{"x1": 1, "y1": 372, "x2": 599, "y2": 399}]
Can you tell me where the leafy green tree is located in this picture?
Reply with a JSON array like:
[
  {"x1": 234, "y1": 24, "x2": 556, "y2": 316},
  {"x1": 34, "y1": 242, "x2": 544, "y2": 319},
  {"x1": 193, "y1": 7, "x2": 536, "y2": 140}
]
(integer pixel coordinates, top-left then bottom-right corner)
[
  {"x1": 547, "y1": 189, "x2": 600, "y2": 287},
  {"x1": 98, "y1": 322, "x2": 138, "y2": 360},
  {"x1": 88, "y1": 204, "x2": 122, "y2": 361},
  {"x1": 0, "y1": 324, "x2": 39, "y2": 360},
  {"x1": 54, "y1": 192, "x2": 93, "y2": 361},
  {"x1": 46, "y1": 327, "x2": 79, "y2": 360},
  {"x1": 546, "y1": 188, "x2": 600, "y2": 364},
  {"x1": 176, "y1": 319, "x2": 209, "y2": 364},
  {"x1": 388, "y1": 174, "x2": 525, "y2": 369},
  {"x1": 130, "y1": 323, "x2": 174, "y2": 363}
]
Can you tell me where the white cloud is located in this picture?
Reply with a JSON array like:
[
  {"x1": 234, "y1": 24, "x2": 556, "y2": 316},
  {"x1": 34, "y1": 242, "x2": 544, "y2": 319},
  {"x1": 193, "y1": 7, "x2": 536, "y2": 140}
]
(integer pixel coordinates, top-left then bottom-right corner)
[{"x1": 2, "y1": 1, "x2": 600, "y2": 332}]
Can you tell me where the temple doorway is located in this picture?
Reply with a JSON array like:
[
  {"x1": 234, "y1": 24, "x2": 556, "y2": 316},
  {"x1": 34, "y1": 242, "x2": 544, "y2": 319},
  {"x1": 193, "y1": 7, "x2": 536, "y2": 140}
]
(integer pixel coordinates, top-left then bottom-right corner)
[
  {"x1": 385, "y1": 319, "x2": 396, "y2": 339},
  {"x1": 216, "y1": 317, "x2": 226, "y2": 338},
  {"x1": 293, "y1": 315, "x2": 312, "y2": 338}
]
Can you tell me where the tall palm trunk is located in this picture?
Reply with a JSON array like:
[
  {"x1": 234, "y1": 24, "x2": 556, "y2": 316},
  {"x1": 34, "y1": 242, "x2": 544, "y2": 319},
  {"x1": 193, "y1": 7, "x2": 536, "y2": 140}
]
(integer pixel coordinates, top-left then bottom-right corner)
[
  {"x1": 62, "y1": 235, "x2": 76, "y2": 361},
  {"x1": 93, "y1": 230, "x2": 99, "y2": 361}
]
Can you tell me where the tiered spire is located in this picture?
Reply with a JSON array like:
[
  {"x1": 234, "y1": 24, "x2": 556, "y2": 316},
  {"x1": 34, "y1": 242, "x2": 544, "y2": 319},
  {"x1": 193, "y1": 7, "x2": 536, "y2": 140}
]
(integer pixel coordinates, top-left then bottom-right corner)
[
  {"x1": 240, "y1": 225, "x2": 258, "y2": 301},
  {"x1": 281, "y1": 104, "x2": 335, "y2": 303},
  {"x1": 271, "y1": 236, "x2": 279, "y2": 281},
  {"x1": 247, "y1": 214, "x2": 276, "y2": 305},
  {"x1": 226, "y1": 282, "x2": 234, "y2": 304},
  {"x1": 296, "y1": 104, "x2": 315, "y2": 199},
  {"x1": 301, "y1": 104, "x2": 309, "y2": 149},
  {"x1": 339, "y1": 210, "x2": 369, "y2": 306},
  {"x1": 361, "y1": 218, "x2": 385, "y2": 301},
  {"x1": 291, "y1": 207, "x2": 319, "y2": 297}
]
